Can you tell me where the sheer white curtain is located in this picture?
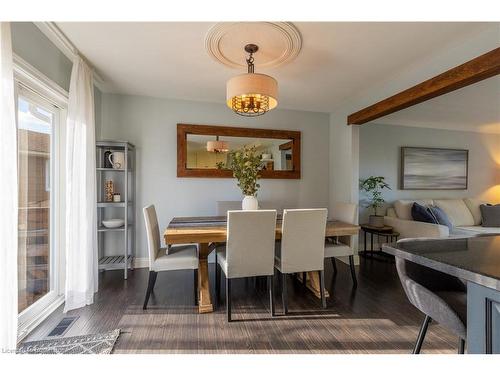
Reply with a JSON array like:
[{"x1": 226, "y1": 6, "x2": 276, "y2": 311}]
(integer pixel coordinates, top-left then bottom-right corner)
[
  {"x1": 64, "y1": 55, "x2": 98, "y2": 312},
  {"x1": 0, "y1": 22, "x2": 18, "y2": 351}
]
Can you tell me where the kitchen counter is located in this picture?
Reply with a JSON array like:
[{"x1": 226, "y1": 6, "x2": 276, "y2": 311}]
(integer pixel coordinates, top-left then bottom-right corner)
[{"x1": 383, "y1": 234, "x2": 500, "y2": 354}]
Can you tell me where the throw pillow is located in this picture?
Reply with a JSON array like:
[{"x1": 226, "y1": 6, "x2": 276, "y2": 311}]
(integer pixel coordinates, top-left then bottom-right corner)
[
  {"x1": 428, "y1": 205, "x2": 453, "y2": 230},
  {"x1": 411, "y1": 202, "x2": 437, "y2": 224},
  {"x1": 480, "y1": 204, "x2": 500, "y2": 227}
]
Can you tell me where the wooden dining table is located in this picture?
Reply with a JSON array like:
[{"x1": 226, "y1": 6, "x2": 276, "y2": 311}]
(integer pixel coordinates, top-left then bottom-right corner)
[{"x1": 164, "y1": 216, "x2": 360, "y2": 313}]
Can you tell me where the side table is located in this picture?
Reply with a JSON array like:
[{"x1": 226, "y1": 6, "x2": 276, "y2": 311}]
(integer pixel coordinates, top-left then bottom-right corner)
[{"x1": 359, "y1": 224, "x2": 399, "y2": 262}]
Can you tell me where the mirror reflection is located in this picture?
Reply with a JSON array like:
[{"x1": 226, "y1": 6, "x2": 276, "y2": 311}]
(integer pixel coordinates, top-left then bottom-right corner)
[{"x1": 186, "y1": 134, "x2": 294, "y2": 171}]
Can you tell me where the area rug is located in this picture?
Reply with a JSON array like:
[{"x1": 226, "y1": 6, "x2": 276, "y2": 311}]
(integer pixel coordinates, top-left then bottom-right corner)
[{"x1": 17, "y1": 329, "x2": 120, "y2": 354}]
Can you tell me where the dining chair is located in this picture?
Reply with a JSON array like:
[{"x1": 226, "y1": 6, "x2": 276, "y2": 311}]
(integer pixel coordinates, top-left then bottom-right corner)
[
  {"x1": 395, "y1": 255, "x2": 467, "y2": 353},
  {"x1": 142, "y1": 205, "x2": 199, "y2": 309},
  {"x1": 324, "y1": 202, "x2": 358, "y2": 287},
  {"x1": 275, "y1": 208, "x2": 328, "y2": 314},
  {"x1": 214, "y1": 210, "x2": 277, "y2": 322}
]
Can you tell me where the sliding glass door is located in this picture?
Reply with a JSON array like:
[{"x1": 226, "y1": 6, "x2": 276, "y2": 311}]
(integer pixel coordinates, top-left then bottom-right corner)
[{"x1": 16, "y1": 86, "x2": 62, "y2": 318}]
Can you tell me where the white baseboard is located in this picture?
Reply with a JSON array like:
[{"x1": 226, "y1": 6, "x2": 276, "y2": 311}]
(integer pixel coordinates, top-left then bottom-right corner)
[{"x1": 133, "y1": 257, "x2": 149, "y2": 269}]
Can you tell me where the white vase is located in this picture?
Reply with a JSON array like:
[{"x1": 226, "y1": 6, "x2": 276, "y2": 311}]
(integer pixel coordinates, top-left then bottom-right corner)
[{"x1": 242, "y1": 195, "x2": 259, "y2": 210}]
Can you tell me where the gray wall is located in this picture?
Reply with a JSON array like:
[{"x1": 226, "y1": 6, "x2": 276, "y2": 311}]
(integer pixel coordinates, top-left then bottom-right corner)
[
  {"x1": 11, "y1": 22, "x2": 73, "y2": 91},
  {"x1": 99, "y1": 93, "x2": 331, "y2": 258},
  {"x1": 359, "y1": 123, "x2": 500, "y2": 223},
  {"x1": 11, "y1": 22, "x2": 103, "y2": 138}
]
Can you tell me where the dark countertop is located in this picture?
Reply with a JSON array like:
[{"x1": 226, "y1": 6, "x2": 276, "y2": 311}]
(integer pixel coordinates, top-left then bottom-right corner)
[{"x1": 382, "y1": 234, "x2": 500, "y2": 291}]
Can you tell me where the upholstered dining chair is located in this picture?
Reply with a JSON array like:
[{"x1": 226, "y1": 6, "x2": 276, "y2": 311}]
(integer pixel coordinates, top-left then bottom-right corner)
[
  {"x1": 214, "y1": 210, "x2": 277, "y2": 322},
  {"x1": 275, "y1": 208, "x2": 328, "y2": 314},
  {"x1": 395, "y1": 255, "x2": 467, "y2": 353},
  {"x1": 324, "y1": 202, "x2": 358, "y2": 287},
  {"x1": 142, "y1": 205, "x2": 199, "y2": 310}
]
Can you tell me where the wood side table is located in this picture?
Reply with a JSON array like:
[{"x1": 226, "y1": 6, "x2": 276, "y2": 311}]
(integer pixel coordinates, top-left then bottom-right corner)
[{"x1": 359, "y1": 224, "x2": 399, "y2": 262}]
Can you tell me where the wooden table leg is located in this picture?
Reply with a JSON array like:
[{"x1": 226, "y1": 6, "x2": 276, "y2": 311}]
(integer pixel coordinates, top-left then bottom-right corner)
[
  {"x1": 297, "y1": 272, "x2": 330, "y2": 299},
  {"x1": 197, "y1": 243, "x2": 213, "y2": 313}
]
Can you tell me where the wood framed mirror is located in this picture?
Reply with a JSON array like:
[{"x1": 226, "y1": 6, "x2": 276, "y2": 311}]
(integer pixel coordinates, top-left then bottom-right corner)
[{"x1": 177, "y1": 123, "x2": 301, "y2": 179}]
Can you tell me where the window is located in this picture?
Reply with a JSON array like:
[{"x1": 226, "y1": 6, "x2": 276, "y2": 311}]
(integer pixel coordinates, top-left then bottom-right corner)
[
  {"x1": 13, "y1": 56, "x2": 68, "y2": 339},
  {"x1": 17, "y1": 94, "x2": 58, "y2": 312}
]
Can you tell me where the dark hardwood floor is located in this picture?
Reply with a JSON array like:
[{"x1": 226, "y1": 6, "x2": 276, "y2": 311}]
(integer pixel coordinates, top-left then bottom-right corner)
[{"x1": 24, "y1": 257, "x2": 460, "y2": 353}]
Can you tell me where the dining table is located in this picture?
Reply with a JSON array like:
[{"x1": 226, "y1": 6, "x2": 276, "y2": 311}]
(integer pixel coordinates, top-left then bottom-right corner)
[{"x1": 164, "y1": 215, "x2": 360, "y2": 313}]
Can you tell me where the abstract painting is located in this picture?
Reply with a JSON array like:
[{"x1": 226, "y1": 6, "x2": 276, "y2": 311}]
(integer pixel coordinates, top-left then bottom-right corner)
[{"x1": 401, "y1": 147, "x2": 468, "y2": 190}]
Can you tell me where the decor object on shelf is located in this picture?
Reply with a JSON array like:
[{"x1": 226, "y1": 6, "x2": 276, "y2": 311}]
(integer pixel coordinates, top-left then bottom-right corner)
[
  {"x1": 103, "y1": 149, "x2": 113, "y2": 168},
  {"x1": 226, "y1": 44, "x2": 278, "y2": 117},
  {"x1": 102, "y1": 219, "x2": 125, "y2": 229},
  {"x1": 104, "y1": 180, "x2": 114, "y2": 202},
  {"x1": 206, "y1": 135, "x2": 228, "y2": 153},
  {"x1": 228, "y1": 146, "x2": 263, "y2": 210},
  {"x1": 108, "y1": 151, "x2": 125, "y2": 169},
  {"x1": 401, "y1": 147, "x2": 468, "y2": 190},
  {"x1": 113, "y1": 193, "x2": 121, "y2": 203},
  {"x1": 359, "y1": 176, "x2": 391, "y2": 227}
]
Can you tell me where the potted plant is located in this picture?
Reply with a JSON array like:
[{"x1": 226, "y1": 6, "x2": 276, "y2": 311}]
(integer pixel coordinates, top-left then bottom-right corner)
[
  {"x1": 359, "y1": 176, "x2": 391, "y2": 227},
  {"x1": 228, "y1": 146, "x2": 263, "y2": 210}
]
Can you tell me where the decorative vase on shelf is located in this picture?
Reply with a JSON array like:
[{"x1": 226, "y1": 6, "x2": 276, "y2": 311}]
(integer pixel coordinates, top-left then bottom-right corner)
[{"x1": 242, "y1": 195, "x2": 258, "y2": 210}]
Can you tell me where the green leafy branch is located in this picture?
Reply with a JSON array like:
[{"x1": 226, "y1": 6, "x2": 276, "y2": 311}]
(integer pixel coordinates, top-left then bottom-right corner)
[
  {"x1": 228, "y1": 146, "x2": 263, "y2": 196},
  {"x1": 359, "y1": 176, "x2": 391, "y2": 216}
]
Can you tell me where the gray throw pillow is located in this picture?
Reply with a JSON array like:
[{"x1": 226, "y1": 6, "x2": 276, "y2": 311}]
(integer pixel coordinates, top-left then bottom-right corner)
[
  {"x1": 480, "y1": 204, "x2": 500, "y2": 227},
  {"x1": 428, "y1": 205, "x2": 453, "y2": 230}
]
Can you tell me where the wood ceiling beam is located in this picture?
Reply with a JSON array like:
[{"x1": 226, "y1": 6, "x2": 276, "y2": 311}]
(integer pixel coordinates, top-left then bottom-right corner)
[{"x1": 347, "y1": 47, "x2": 500, "y2": 125}]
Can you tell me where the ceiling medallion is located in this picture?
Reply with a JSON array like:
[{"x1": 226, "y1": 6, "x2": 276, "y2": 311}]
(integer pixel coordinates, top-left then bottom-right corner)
[
  {"x1": 205, "y1": 22, "x2": 302, "y2": 69},
  {"x1": 226, "y1": 44, "x2": 278, "y2": 117}
]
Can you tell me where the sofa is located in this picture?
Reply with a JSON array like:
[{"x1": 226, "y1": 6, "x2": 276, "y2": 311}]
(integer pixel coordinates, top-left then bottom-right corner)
[{"x1": 384, "y1": 198, "x2": 500, "y2": 240}]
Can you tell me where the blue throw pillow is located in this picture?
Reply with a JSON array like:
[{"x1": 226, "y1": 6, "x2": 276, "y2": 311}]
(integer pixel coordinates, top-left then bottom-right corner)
[
  {"x1": 411, "y1": 202, "x2": 437, "y2": 224},
  {"x1": 428, "y1": 205, "x2": 453, "y2": 230}
]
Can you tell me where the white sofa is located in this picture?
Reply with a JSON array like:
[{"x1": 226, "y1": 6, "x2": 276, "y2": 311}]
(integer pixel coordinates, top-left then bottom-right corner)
[{"x1": 384, "y1": 198, "x2": 500, "y2": 240}]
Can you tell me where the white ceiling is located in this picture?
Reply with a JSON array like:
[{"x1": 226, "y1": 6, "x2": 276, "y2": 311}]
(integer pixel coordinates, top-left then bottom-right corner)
[
  {"x1": 372, "y1": 76, "x2": 500, "y2": 133},
  {"x1": 57, "y1": 23, "x2": 496, "y2": 109},
  {"x1": 55, "y1": 22, "x2": 499, "y2": 133}
]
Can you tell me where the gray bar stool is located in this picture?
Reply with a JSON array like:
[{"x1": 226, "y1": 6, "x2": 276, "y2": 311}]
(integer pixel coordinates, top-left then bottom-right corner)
[{"x1": 395, "y1": 256, "x2": 467, "y2": 353}]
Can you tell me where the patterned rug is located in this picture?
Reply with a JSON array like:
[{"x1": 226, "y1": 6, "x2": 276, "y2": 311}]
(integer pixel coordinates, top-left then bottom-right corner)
[{"x1": 17, "y1": 329, "x2": 120, "y2": 354}]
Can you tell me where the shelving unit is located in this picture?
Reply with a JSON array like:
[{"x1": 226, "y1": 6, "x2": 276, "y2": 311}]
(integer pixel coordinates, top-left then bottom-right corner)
[{"x1": 96, "y1": 141, "x2": 136, "y2": 279}]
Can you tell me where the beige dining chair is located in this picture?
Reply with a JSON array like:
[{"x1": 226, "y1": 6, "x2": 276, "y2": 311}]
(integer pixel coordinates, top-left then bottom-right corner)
[
  {"x1": 275, "y1": 208, "x2": 328, "y2": 314},
  {"x1": 142, "y1": 205, "x2": 199, "y2": 309},
  {"x1": 214, "y1": 210, "x2": 277, "y2": 322},
  {"x1": 324, "y1": 202, "x2": 358, "y2": 287}
]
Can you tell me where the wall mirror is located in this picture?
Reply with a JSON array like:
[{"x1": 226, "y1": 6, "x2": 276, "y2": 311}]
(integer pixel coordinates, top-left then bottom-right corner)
[{"x1": 177, "y1": 124, "x2": 301, "y2": 178}]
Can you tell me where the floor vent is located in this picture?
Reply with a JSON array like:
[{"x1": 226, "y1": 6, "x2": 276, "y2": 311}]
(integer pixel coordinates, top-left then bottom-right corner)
[{"x1": 47, "y1": 317, "x2": 78, "y2": 337}]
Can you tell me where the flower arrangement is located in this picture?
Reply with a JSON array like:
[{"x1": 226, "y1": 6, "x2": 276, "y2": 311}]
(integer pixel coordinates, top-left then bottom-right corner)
[{"x1": 228, "y1": 146, "x2": 263, "y2": 196}]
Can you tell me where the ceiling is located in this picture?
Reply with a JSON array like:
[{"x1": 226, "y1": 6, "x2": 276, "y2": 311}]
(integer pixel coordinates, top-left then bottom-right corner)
[
  {"x1": 56, "y1": 22, "x2": 497, "y2": 116},
  {"x1": 372, "y1": 76, "x2": 500, "y2": 133}
]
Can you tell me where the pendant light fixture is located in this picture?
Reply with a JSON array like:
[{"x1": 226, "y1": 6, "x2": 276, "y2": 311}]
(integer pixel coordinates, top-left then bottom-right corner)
[
  {"x1": 206, "y1": 136, "x2": 229, "y2": 153},
  {"x1": 226, "y1": 44, "x2": 278, "y2": 117}
]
